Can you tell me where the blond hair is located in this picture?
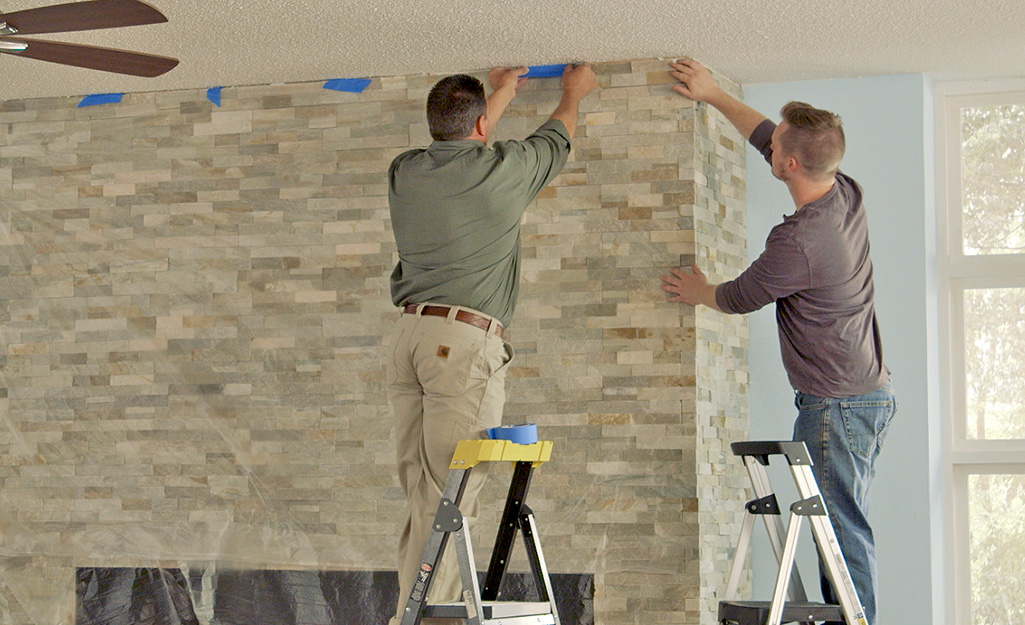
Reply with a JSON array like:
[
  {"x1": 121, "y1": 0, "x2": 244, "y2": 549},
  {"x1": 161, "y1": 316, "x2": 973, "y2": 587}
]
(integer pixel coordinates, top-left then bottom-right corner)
[{"x1": 779, "y1": 101, "x2": 845, "y2": 179}]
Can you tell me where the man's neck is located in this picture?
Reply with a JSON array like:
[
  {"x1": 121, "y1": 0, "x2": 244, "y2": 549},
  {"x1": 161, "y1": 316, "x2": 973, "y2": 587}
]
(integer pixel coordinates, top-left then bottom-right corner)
[{"x1": 788, "y1": 177, "x2": 836, "y2": 210}]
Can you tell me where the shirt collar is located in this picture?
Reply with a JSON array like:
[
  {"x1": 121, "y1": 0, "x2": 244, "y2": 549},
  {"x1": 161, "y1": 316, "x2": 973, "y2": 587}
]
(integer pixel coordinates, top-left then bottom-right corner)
[{"x1": 428, "y1": 139, "x2": 485, "y2": 151}]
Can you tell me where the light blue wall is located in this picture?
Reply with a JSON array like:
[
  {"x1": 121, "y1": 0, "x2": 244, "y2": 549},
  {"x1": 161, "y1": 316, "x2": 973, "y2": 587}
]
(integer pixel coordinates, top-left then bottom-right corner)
[{"x1": 740, "y1": 74, "x2": 940, "y2": 625}]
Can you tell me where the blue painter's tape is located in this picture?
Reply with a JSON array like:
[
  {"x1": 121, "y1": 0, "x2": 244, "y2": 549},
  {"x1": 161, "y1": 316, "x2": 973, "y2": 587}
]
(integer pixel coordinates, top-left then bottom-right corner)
[
  {"x1": 526, "y1": 64, "x2": 566, "y2": 78},
  {"x1": 77, "y1": 93, "x2": 124, "y2": 108},
  {"x1": 207, "y1": 87, "x2": 223, "y2": 107},
  {"x1": 487, "y1": 423, "x2": 538, "y2": 445},
  {"x1": 323, "y1": 78, "x2": 372, "y2": 93}
]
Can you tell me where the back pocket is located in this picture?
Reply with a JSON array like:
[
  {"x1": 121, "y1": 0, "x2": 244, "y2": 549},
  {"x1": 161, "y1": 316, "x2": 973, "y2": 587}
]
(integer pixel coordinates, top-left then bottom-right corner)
[
  {"x1": 417, "y1": 339, "x2": 477, "y2": 396},
  {"x1": 839, "y1": 399, "x2": 895, "y2": 460}
]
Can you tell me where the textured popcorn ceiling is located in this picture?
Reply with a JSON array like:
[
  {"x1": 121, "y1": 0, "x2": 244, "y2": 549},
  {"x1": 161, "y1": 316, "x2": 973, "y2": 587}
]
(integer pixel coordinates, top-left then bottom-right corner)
[{"x1": 1, "y1": 0, "x2": 1024, "y2": 100}]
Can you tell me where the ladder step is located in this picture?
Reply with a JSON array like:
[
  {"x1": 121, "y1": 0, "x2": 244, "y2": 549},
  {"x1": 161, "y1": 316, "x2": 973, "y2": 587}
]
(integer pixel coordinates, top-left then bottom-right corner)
[
  {"x1": 425, "y1": 600, "x2": 554, "y2": 621},
  {"x1": 718, "y1": 599, "x2": 843, "y2": 624},
  {"x1": 449, "y1": 439, "x2": 553, "y2": 468}
]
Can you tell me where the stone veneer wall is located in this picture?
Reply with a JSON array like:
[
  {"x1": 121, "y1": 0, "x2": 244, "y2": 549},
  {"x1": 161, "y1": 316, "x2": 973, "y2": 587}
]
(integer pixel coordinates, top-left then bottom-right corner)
[{"x1": 0, "y1": 59, "x2": 748, "y2": 625}]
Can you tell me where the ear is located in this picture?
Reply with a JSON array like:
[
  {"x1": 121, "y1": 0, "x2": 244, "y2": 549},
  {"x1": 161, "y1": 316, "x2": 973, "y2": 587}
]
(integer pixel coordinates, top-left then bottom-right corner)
[{"x1": 475, "y1": 114, "x2": 488, "y2": 137}]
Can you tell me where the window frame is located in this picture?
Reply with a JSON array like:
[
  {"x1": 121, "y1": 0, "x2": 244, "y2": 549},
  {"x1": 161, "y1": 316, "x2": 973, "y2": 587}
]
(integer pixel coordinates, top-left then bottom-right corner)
[{"x1": 936, "y1": 78, "x2": 1025, "y2": 625}]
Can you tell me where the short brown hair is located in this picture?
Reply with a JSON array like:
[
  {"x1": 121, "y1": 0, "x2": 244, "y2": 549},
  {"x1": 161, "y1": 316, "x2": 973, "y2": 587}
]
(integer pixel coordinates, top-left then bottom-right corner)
[
  {"x1": 426, "y1": 75, "x2": 487, "y2": 141},
  {"x1": 778, "y1": 101, "x2": 845, "y2": 179}
]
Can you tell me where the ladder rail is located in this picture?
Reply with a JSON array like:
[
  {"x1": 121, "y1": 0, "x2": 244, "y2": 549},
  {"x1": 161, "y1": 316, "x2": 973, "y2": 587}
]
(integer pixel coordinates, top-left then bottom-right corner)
[
  {"x1": 521, "y1": 511, "x2": 561, "y2": 625},
  {"x1": 789, "y1": 464, "x2": 869, "y2": 625},
  {"x1": 723, "y1": 511, "x2": 756, "y2": 600},
  {"x1": 482, "y1": 460, "x2": 534, "y2": 600},
  {"x1": 766, "y1": 512, "x2": 804, "y2": 625},
  {"x1": 743, "y1": 456, "x2": 809, "y2": 603},
  {"x1": 453, "y1": 521, "x2": 486, "y2": 625},
  {"x1": 399, "y1": 468, "x2": 472, "y2": 625}
]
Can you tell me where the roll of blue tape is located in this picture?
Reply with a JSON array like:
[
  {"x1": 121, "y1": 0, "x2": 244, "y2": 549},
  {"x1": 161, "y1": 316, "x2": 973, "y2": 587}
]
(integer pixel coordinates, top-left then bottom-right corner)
[{"x1": 487, "y1": 423, "x2": 538, "y2": 445}]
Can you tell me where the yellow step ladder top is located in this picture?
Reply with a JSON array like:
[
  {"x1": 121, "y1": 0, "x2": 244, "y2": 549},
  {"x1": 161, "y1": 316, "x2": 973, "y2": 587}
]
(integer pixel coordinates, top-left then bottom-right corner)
[{"x1": 449, "y1": 439, "x2": 553, "y2": 469}]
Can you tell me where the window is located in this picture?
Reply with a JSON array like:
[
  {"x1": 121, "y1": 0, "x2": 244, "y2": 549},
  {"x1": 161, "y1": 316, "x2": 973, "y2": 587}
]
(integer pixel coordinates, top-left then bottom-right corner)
[{"x1": 938, "y1": 81, "x2": 1025, "y2": 625}]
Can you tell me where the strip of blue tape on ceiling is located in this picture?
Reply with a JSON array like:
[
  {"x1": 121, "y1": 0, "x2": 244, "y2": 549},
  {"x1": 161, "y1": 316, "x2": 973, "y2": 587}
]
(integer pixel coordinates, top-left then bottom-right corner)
[
  {"x1": 77, "y1": 93, "x2": 124, "y2": 108},
  {"x1": 526, "y1": 64, "x2": 566, "y2": 78},
  {"x1": 323, "y1": 78, "x2": 372, "y2": 93},
  {"x1": 207, "y1": 87, "x2": 223, "y2": 106}
]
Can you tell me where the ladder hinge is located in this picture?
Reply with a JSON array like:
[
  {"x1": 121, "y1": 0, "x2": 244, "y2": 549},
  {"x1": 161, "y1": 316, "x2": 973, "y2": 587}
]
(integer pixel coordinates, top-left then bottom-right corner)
[
  {"x1": 432, "y1": 498, "x2": 464, "y2": 532},
  {"x1": 745, "y1": 493, "x2": 780, "y2": 515},
  {"x1": 791, "y1": 495, "x2": 827, "y2": 516}
]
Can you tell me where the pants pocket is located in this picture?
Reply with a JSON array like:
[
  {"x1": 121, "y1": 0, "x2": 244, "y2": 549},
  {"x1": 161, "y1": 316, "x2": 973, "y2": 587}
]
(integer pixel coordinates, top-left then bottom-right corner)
[
  {"x1": 386, "y1": 323, "x2": 412, "y2": 387},
  {"x1": 470, "y1": 336, "x2": 514, "y2": 380},
  {"x1": 417, "y1": 339, "x2": 478, "y2": 397},
  {"x1": 839, "y1": 398, "x2": 896, "y2": 460}
]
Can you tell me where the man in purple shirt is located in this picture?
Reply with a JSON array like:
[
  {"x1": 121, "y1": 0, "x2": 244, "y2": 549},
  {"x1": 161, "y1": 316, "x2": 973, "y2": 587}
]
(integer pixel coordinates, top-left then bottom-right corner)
[{"x1": 660, "y1": 59, "x2": 896, "y2": 625}]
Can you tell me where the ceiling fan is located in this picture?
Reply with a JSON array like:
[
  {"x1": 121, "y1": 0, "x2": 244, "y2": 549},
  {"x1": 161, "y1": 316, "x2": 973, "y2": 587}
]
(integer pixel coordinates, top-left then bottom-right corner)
[{"x1": 0, "y1": 0, "x2": 178, "y2": 77}]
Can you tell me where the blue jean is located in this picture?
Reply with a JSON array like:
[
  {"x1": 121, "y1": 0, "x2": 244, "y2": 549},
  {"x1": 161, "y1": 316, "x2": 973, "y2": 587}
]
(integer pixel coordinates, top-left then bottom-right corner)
[{"x1": 793, "y1": 384, "x2": 896, "y2": 625}]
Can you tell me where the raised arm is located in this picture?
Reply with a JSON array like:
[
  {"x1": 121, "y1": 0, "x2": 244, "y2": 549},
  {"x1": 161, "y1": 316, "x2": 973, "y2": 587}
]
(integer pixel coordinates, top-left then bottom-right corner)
[
  {"x1": 548, "y1": 63, "x2": 598, "y2": 139},
  {"x1": 668, "y1": 58, "x2": 766, "y2": 140},
  {"x1": 485, "y1": 66, "x2": 529, "y2": 135}
]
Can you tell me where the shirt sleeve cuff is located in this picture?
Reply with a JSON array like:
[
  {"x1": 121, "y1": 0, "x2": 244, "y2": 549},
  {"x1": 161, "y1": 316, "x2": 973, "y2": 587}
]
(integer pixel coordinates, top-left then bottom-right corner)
[{"x1": 714, "y1": 283, "x2": 736, "y2": 314}]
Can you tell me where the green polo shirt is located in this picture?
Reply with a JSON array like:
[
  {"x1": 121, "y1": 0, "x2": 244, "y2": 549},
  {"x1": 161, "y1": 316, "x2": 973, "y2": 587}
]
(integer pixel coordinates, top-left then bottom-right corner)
[{"x1": 388, "y1": 119, "x2": 571, "y2": 327}]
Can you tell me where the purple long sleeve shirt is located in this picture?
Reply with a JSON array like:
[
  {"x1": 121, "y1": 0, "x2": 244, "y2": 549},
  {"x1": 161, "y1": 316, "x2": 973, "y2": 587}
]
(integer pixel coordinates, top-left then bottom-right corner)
[{"x1": 715, "y1": 120, "x2": 889, "y2": 398}]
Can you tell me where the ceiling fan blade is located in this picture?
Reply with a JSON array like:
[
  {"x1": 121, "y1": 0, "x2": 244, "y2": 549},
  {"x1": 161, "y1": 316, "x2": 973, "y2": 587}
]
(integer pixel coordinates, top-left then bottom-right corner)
[
  {"x1": 0, "y1": 36, "x2": 177, "y2": 77},
  {"x1": 0, "y1": 0, "x2": 167, "y2": 36}
]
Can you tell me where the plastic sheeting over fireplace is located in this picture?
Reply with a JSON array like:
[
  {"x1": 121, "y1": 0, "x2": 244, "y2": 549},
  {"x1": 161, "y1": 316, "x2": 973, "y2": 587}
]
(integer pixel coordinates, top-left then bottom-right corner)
[{"x1": 75, "y1": 568, "x2": 594, "y2": 625}]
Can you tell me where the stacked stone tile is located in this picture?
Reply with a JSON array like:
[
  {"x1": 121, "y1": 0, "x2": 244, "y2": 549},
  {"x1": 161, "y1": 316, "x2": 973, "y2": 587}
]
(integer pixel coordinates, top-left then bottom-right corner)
[{"x1": 0, "y1": 59, "x2": 748, "y2": 624}]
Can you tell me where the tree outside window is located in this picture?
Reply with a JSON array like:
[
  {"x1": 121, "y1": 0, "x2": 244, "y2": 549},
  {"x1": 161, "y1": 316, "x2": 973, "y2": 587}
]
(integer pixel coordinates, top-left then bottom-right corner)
[{"x1": 955, "y1": 100, "x2": 1025, "y2": 625}]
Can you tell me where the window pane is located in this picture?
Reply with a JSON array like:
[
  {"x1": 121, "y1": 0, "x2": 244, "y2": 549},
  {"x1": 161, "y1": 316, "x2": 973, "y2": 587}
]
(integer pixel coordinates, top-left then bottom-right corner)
[
  {"x1": 960, "y1": 104, "x2": 1025, "y2": 255},
  {"x1": 969, "y1": 473, "x2": 1025, "y2": 625},
  {"x1": 964, "y1": 288, "x2": 1025, "y2": 439}
]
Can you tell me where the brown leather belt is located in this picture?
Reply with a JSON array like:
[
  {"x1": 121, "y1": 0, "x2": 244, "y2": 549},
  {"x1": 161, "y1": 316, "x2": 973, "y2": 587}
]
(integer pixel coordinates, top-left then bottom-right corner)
[{"x1": 403, "y1": 304, "x2": 504, "y2": 338}]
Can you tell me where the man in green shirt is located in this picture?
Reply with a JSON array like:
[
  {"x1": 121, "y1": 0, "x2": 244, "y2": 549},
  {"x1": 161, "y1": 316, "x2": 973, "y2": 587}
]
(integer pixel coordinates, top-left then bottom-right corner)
[{"x1": 387, "y1": 64, "x2": 596, "y2": 624}]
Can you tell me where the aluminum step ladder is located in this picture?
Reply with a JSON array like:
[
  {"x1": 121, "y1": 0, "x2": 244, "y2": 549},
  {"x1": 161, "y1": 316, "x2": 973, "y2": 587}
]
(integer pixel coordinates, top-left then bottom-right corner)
[
  {"x1": 398, "y1": 439, "x2": 560, "y2": 625},
  {"x1": 719, "y1": 441, "x2": 868, "y2": 625}
]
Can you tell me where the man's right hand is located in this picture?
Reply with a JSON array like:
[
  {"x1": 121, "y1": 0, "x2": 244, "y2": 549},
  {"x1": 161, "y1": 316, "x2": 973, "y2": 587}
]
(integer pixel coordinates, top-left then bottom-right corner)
[
  {"x1": 488, "y1": 66, "x2": 529, "y2": 93},
  {"x1": 667, "y1": 58, "x2": 767, "y2": 141},
  {"x1": 668, "y1": 58, "x2": 724, "y2": 104},
  {"x1": 562, "y1": 63, "x2": 597, "y2": 100}
]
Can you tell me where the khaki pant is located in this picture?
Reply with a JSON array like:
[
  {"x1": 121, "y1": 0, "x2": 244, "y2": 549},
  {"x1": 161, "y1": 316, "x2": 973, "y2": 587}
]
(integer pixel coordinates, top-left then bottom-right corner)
[{"x1": 386, "y1": 306, "x2": 513, "y2": 625}]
